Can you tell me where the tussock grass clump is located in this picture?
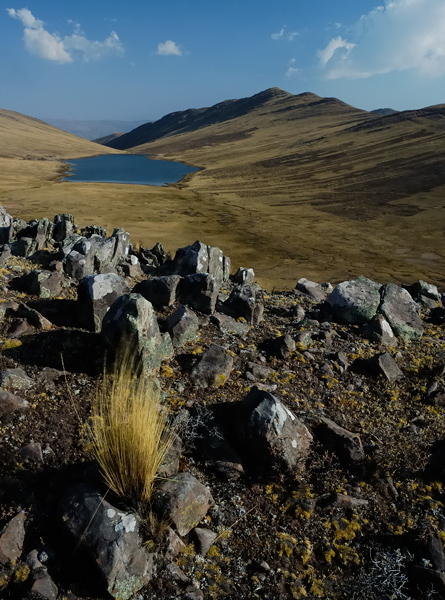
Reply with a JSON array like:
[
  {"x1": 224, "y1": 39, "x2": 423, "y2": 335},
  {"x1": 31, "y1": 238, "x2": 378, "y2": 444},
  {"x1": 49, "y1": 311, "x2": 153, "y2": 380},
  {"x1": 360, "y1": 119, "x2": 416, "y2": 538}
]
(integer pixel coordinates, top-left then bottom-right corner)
[{"x1": 90, "y1": 360, "x2": 175, "y2": 504}]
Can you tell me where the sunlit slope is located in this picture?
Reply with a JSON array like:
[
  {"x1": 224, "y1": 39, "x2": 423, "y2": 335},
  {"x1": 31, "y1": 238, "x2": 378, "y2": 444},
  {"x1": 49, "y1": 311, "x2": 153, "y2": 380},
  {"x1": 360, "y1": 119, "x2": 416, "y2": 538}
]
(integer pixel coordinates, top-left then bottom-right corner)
[{"x1": 0, "y1": 109, "x2": 119, "y2": 159}]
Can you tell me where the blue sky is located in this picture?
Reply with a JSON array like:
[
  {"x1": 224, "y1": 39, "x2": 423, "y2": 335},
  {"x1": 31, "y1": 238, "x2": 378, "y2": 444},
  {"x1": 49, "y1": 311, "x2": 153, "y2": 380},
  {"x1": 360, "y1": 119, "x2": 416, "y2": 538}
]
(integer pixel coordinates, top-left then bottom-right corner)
[{"x1": 1, "y1": 0, "x2": 445, "y2": 121}]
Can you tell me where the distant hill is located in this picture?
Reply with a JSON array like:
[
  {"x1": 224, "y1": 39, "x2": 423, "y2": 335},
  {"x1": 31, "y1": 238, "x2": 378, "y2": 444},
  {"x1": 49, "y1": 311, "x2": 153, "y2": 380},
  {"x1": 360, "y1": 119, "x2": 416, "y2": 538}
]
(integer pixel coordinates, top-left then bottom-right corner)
[
  {"x1": 93, "y1": 133, "x2": 125, "y2": 145},
  {"x1": 0, "y1": 109, "x2": 119, "y2": 159},
  {"x1": 45, "y1": 119, "x2": 150, "y2": 141},
  {"x1": 372, "y1": 108, "x2": 399, "y2": 116}
]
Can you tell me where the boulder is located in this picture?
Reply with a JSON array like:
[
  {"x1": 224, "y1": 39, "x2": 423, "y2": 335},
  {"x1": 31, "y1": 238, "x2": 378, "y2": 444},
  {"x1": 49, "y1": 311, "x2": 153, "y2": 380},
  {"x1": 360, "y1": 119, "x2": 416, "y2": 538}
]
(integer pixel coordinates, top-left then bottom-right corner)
[
  {"x1": 0, "y1": 207, "x2": 14, "y2": 245},
  {"x1": 164, "y1": 305, "x2": 199, "y2": 347},
  {"x1": 101, "y1": 293, "x2": 171, "y2": 375},
  {"x1": 111, "y1": 228, "x2": 131, "y2": 266},
  {"x1": 267, "y1": 334, "x2": 296, "y2": 359},
  {"x1": 53, "y1": 213, "x2": 75, "y2": 242},
  {"x1": 0, "y1": 511, "x2": 26, "y2": 565},
  {"x1": 405, "y1": 280, "x2": 442, "y2": 307},
  {"x1": 190, "y1": 344, "x2": 234, "y2": 388},
  {"x1": 78, "y1": 273, "x2": 130, "y2": 332},
  {"x1": 177, "y1": 273, "x2": 220, "y2": 315},
  {"x1": 18, "y1": 269, "x2": 64, "y2": 299},
  {"x1": 60, "y1": 485, "x2": 153, "y2": 600},
  {"x1": 237, "y1": 386, "x2": 313, "y2": 472},
  {"x1": 133, "y1": 275, "x2": 181, "y2": 309},
  {"x1": 64, "y1": 240, "x2": 95, "y2": 280},
  {"x1": 152, "y1": 472, "x2": 214, "y2": 536},
  {"x1": 192, "y1": 528, "x2": 218, "y2": 556},
  {"x1": 379, "y1": 283, "x2": 424, "y2": 341},
  {"x1": 295, "y1": 278, "x2": 327, "y2": 302},
  {"x1": 327, "y1": 276, "x2": 382, "y2": 324},
  {"x1": 360, "y1": 352, "x2": 404, "y2": 382},
  {"x1": 223, "y1": 284, "x2": 264, "y2": 325},
  {"x1": 30, "y1": 569, "x2": 58, "y2": 599},
  {"x1": 171, "y1": 240, "x2": 229, "y2": 282},
  {"x1": 89, "y1": 234, "x2": 117, "y2": 272}
]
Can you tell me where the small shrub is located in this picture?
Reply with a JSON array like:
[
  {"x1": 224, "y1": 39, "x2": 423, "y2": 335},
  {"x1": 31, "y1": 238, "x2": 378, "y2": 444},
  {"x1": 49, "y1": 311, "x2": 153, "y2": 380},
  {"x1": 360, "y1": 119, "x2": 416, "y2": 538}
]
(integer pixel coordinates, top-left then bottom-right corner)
[{"x1": 90, "y1": 357, "x2": 176, "y2": 504}]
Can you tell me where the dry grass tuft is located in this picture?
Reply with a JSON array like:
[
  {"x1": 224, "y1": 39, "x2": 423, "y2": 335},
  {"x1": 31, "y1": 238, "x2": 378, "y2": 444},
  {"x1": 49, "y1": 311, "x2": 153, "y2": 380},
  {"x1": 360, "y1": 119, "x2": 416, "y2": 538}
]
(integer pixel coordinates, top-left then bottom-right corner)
[{"x1": 90, "y1": 358, "x2": 175, "y2": 504}]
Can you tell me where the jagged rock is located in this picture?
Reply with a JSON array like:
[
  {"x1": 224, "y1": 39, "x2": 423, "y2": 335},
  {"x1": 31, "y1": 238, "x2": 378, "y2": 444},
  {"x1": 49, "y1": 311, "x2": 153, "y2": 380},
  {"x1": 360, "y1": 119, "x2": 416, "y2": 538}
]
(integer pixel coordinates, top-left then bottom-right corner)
[
  {"x1": 171, "y1": 240, "x2": 229, "y2": 282},
  {"x1": 288, "y1": 304, "x2": 306, "y2": 323},
  {"x1": 151, "y1": 242, "x2": 167, "y2": 265},
  {"x1": 30, "y1": 569, "x2": 59, "y2": 600},
  {"x1": 78, "y1": 273, "x2": 130, "y2": 332},
  {"x1": 192, "y1": 528, "x2": 217, "y2": 556},
  {"x1": 0, "y1": 244, "x2": 11, "y2": 266},
  {"x1": 11, "y1": 237, "x2": 37, "y2": 257},
  {"x1": 406, "y1": 280, "x2": 442, "y2": 307},
  {"x1": 190, "y1": 344, "x2": 233, "y2": 388},
  {"x1": 122, "y1": 255, "x2": 143, "y2": 278},
  {"x1": 16, "y1": 304, "x2": 51, "y2": 329},
  {"x1": 111, "y1": 228, "x2": 131, "y2": 265},
  {"x1": 237, "y1": 386, "x2": 313, "y2": 472},
  {"x1": 164, "y1": 305, "x2": 199, "y2": 347},
  {"x1": 165, "y1": 562, "x2": 189, "y2": 584},
  {"x1": 326, "y1": 351, "x2": 350, "y2": 373},
  {"x1": 362, "y1": 314, "x2": 398, "y2": 346},
  {"x1": 164, "y1": 528, "x2": 186, "y2": 560},
  {"x1": 295, "y1": 331, "x2": 313, "y2": 346},
  {"x1": 20, "y1": 442, "x2": 44, "y2": 464},
  {"x1": 318, "y1": 418, "x2": 365, "y2": 463},
  {"x1": 267, "y1": 334, "x2": 296, "y2": 359},
  {"x1": 295, "y1": 278, "x2": 327, "y2": 302},
  {"x1": 133, "y1": 275, "x2": 181, "y2": 309},
  {"x1": 211, "y1": 313, "x2": 250, "y2": 337},
  {"x1": 60, "y1": 485, "x2": 154, "y2": 600},
  {"x1": 101, "y1": 293, "x2": 171, "y2": 374},
  {"x1": 0, "y1": 368, "x2": 33, "y2": 391},
  {"x1": 53, "y1": 213, "x2": 75, "y2": 242},
  {"x1": 0, "y1": 208, "x2": 14, "y2": 245},
  {"x1": 83, "y1": 225, "x2": 106, "y2": 238},
  {"x1": 177, "y1": 273, "x2": 220, "y2": 315},
  {"x1": 152, "y1": 472, "x2": 214, "y2": 536},
  {"x1": 89, "y1": 234, "x2": 118, "y2": 272},
  {"x1": 223, "y1": 284, "x2": 264, "y2": 325},
  {"x1": 0, "y1": 389, "x2": 29, "y2": 416},
  {"x1": 7, "y1": 318, "x2": 29, "y2": 337},
  {"x1": 232, "y1": 267, "x2": 255, "y2": 285},
  {"x1": 18, "y1": 269, "x2": 64, "y2": 299},
  {"x1": 379, "y1": 283, "x2": 424, "y2": 341},
  {"x1": 360, "y1": 352, "x2": 404, "y2": 382},
  {"x1": 64, "y1": 239, "x2": 95, "y2": 280},
  {"x1": 158, "y1": 434, "x2": 182, "y2": 478},
  {"x1": 246, "y1": 362, "x2": 274, "y2": 381},
  {"x1": 59, "y1": 233, "x2": 83, "y2": 256},
  {"x1": 0, "y1": 511, "x2": 26, "y2": 565}
]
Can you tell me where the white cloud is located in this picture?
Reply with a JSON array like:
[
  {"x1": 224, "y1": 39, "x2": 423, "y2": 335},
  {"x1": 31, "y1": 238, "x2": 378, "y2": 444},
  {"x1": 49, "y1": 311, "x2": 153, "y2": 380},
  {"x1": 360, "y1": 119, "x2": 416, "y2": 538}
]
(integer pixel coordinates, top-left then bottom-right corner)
[
  {"x1": 156, "y1": 40, "x2": 182, "y2": 56},
  {"x1": 285, "y1": 67, "x2": 300, "y2": 78},
  {"x1": 319, "y1": 0, "x2": 445, "y2": 79},
  {"x1": 271, "y1": 26, "x2": 299, "y2": 41},
  {"x1": 7, "y1": 7, "x2": 124, "y2": 63}
]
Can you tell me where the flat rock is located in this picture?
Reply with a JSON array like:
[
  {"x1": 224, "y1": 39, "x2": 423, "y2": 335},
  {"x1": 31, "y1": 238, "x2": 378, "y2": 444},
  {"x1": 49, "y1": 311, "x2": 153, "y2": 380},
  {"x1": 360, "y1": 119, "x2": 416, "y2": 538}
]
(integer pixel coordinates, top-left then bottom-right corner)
[
  {"x1": 0, "y1": 511, "x2": 26, "y2": 565},
  {"x1": 295, "y1": 278, "x2": 327, "y2": 302},
  {"x1": 152, "y1": 472, "x2": 214, "y2": 536},
  {"x1": 0, "y1": 368, "x2": 33, "y2": 391},
  {"x1": 211, "y1": 312, "x2": 250, "y2": 337},
  {"x1": 190, "y1": 344, "x2": 234, "y2": 388}
]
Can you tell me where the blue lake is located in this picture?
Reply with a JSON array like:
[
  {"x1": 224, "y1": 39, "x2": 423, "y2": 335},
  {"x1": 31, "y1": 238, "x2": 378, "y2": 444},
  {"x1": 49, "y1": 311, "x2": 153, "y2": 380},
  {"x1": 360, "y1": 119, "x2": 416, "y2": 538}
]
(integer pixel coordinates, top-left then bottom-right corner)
[{"x1": 63, "y1": 154, "x2": 199, "y2": 186}]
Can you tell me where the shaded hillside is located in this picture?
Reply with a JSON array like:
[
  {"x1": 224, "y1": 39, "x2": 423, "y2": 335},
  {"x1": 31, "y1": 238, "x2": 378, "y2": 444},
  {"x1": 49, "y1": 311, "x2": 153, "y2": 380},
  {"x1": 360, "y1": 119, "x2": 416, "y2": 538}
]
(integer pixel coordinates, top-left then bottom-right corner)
[
  {"x1": 93, "y1": 132, "x2": 125, "y2": 145},
  {"x1": 106, "y1": 87, "x2": 295, "y2": 150},
  {"x1": 0, "y1": 109, "x2": 119, "y2": 159}
]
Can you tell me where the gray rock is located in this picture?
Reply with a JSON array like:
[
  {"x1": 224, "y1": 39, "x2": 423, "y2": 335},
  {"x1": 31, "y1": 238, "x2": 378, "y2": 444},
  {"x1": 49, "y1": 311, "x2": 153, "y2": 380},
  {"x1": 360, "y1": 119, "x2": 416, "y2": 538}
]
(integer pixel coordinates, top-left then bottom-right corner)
[
  {"x1": 53, "y1": 213, "x2": 75, "y2": 242},
  {"x1": 233, "y1": 267, "x2": 255, "y2": 285},
  {"x1": 83, "y1": 224, "x2": 106, "y2": 238},
  {"x1": 0, "y1": 389, "x2": 29, "y2": 416},
  {"x1": 152, "y1": 472, "x2": 214, "y2": 536},
  {"x1": 34, "y1": 218, "x2": 54, "y2": 250},
  {"x1": 133, "y1": 275, "x2": 181, "y2": 309},
  {"x1": 190, "y1": 344, "x2": 234, "y2": 388},
  {"x1": 192, "y1": 528, "x2": 218, "y2": 556},
  {"x1": 0, "y1": 368, "x2": 33, "y2": 391},
  {"x1": 16, "y1": 304, "x2": 51, "y2": 329},
  {"x1": 0, "y1": 207, "x2": 13, "y2": 227},
  {"x1": 164, "y1": 305, "x2": 199, "y2": 347},
  {"x1": 246, "y1": 362, "x2": 274, "y2": 381},
  {"x1": 30, "y1": 569, "x2": 58, "y2": 600},
  {"x1": 19, "y1": 270, "x2": 64, "y2": 299},
  {"x1": 158, "y1": 434, "x2": 182, "y2": 478},
  {"x1": 164, "y1": 527, "x2": 186, "y2": 560},
  {"x1": 367, "y1": 352, "x2": 404, "y2": 382},
  {"x1": 11, "y1": 237, "x2": 37, "y2": 257},
  {"x1": 327, "y1": 276, "x2": 382, "y2": 324},
  {"x1": 90, "y1": 234, "x2": 118, "y2": 272},
  {"x1": 78, "y1": 273, "x2": 130, "y2": 332},
  {"x1": 362, "y1": 314, "x2": 398, "y2": 346},
  {"x1": 223, "y1": 284, "x2": 264, "y2": 325},
  {"x1": 101, "y1": 293, "x2": 167, "y2": 375},
  {"x1": 171, "y1": 240, "x2": 229, "y2": 282},
  {"x1": 406, "y1": 280, "x2": 442, "y2": 306},
  {"x1": 379, "y1": 283, "x2": 424, "y2": 341},
  {"x1": 177, "y1": 273, "x2": 220, "y2": 315},
  {"x1": 111, "y1": 228, "x2": 131, "y2": 266},
  {"x1": 60, "y1": 485, "x2": 153, "y2": 600},
  {"x1": 0, "y1": 244, "x2": 11, "y2": 266},
  {"x1": 0, "y1": 511, "x2": 26, "y2": 565},
  {"x1": 64, "y1": 244, "x2": 95, "y2": 280},
  {"x1": 211, "y1": 313, "x2": 250, "y2": 337},
  {"x1": 318, "y1": 418, "x2": 365, "y2": 463},
  {"x1": 295, "y1": 278, "x2": 327, "y2": 302},
  {"x1": 237, "y1": 386, "x2": 313, "y2": 472},
  {"x1": 268, "y1": 334, "x2": 296, "y2": 359},
  {"x1": 320, "y1": 493, "x2": 369, "y2": 510},
  {"x1": 59, "y1": 233, "x2": 83, "y2": 256}
]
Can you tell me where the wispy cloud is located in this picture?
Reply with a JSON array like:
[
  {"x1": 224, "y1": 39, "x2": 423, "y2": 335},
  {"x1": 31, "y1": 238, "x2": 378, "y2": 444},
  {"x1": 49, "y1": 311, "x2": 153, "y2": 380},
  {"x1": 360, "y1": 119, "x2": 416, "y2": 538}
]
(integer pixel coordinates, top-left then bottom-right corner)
[
  {"x1": 156, "y1": 40, "x2": 182, "y2": 56},
  {"x1": 7, "y1": 7, "x2": 124, "y2": 63},
  {"x1": 319, "y1": 0, "x2": 445, "y2": 79},
  {"x1": 285, "y1": 67, "x2": 300, "y2": 78},
  {"x1": 271, "y1": 26, "x2": 299, "y2": 41}
]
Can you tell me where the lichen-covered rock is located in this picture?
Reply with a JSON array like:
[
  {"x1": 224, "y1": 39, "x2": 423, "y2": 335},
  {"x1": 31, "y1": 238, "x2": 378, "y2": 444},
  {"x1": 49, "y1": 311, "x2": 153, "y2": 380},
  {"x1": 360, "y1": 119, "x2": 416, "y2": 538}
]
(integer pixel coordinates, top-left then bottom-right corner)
[
  {"x1": 101, "y1": 293, "x2": 168, "y2": 374},
  {"x1": 0, "y1": 368, "x2": 33, "y2": 391},
  {"x1": 152, "y1": 473, "x2": 214, "y2": 536},
  {"x1": 237, "y1": 386, "x2": 313, "y2": 472},
  {"x1": 18, "y1": 269, "x2": 64, "y2": 299},
  {"x1": 379, "y1": 283, "x2": 424, "y2": 341},
  {"x1": 60, "y1": 485, "x2": 153, "y2": 600},
  {"x1": 164, "y1": 305, "x2": 199, "y2": 347},
  {"x1": 78, "y1": 273, "x2": 130, "y2": 332},
  {"x1": 327, "y1": 276, "x2": 381, "y2": 324},
  {"x1": 211, "y1": 313, "x2": 250, "y2": 337},
  {"x1": 190, "y1": 344, "x2": 234, "y2": 388}
]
